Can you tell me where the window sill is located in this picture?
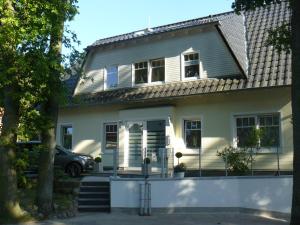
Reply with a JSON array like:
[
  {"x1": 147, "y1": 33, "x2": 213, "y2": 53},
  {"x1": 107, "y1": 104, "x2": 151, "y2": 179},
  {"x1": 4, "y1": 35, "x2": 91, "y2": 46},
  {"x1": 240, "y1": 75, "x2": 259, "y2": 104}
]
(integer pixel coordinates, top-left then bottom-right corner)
[{"x1": 133, "y1": 81, "x2": 165, "y2": 87}]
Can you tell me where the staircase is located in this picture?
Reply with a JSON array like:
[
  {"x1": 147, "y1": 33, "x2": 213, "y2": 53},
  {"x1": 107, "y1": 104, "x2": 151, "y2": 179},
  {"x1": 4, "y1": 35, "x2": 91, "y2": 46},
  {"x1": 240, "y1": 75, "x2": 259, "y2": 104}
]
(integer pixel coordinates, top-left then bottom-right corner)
[{"x1": 78, "y1": 181, "x2": 110, "y2": 212}]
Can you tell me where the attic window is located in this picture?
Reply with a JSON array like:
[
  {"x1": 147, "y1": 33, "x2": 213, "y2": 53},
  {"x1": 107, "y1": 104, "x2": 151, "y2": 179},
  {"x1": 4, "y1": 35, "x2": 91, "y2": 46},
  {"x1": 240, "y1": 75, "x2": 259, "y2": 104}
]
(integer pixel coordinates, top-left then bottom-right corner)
[
  {"x1": 134, "y1": 61, "x2": 148, "y2": 84},
  {"x1": 184, "y1": 53, "x2": 200, "y2": 79},
  {"x1": 150, "y1": 58, "x2": 165, "y2": 82}
]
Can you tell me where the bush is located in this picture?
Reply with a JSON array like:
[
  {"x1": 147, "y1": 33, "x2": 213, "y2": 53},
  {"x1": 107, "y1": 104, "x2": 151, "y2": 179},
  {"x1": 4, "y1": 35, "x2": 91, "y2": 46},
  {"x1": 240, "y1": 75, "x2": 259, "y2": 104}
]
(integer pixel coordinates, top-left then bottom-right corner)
[
  {"x1": 217, "y1": 146, "x2": 255, "y2": 175},
  {"x1": 94, "y1": 156, "x2": 102, "y2": 163},
  {"x1": 143, "y1": 157, "x2": 151, "y2": 164},
  {"x1": 175, "y1": 152, "x2": 183, "y2": 159},
  {"x1": 174, "y1": 163, "x2": 186, "y2": 173}
]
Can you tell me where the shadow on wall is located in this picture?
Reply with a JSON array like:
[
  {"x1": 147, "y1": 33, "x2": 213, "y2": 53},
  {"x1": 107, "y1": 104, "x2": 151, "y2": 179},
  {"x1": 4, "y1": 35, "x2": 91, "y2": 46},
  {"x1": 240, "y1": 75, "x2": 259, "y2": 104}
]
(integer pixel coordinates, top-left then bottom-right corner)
[{"x1": 73, "y1": 140, "x2": 101, "y2": 158}]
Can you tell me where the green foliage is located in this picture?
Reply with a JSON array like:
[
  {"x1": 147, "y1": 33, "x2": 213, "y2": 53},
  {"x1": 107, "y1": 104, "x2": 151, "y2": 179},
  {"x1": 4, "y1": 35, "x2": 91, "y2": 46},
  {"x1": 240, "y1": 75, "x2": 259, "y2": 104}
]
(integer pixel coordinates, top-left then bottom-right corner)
[
  {"x1": 0, "y1": 0, "x2": 81, "y2": 136},
  {"x1": 143, "y1": 157, "x2": 151, "y2": 164},
  {"x1": 94, "y1": 156, "x2": 102, "y2": 163},
  {"x1": 217, "y1": 146, "x2": 253, "y2": 175},
  {"x1": 217, "y1": 128, "x2": 262, "y2": 175},
  {"x1": 232, "y1": 0, "x2": 291, "y2": 53},
  {"x1": 175, "y1": 152, "x2": 183, "y2": 159},
  {"x1": 174, "y1": 163, "x2": 187, "y2": 173},
  {"x1": 15, "y1": 145, "x2": 42, "y2": 189}
]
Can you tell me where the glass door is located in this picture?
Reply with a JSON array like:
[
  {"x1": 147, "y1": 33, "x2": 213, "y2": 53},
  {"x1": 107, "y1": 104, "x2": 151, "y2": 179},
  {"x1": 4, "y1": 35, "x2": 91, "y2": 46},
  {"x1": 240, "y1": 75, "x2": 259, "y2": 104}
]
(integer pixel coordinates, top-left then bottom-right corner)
[
  {"x1": 146, "y1": 120, "x2": 166, "y2": 168},
  {"x1": 128, "y1": 122, "x2": 144, "y2": 167}
]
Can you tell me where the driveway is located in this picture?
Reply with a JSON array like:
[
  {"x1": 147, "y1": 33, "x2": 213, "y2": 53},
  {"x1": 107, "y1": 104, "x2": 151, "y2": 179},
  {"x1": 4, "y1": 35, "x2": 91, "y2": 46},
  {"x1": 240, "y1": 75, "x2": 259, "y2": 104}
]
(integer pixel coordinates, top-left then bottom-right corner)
[{"x1": 15, "y1": 212, "x2": 289, "y2": 225}]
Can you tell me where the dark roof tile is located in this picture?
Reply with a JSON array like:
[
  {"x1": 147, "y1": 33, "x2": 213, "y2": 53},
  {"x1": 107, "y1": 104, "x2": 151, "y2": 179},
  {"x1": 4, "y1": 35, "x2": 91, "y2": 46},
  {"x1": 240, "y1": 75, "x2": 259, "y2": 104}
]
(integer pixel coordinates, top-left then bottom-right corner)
[{"x1": 66, "y1": 1, "x2": 290, "y2": 107}]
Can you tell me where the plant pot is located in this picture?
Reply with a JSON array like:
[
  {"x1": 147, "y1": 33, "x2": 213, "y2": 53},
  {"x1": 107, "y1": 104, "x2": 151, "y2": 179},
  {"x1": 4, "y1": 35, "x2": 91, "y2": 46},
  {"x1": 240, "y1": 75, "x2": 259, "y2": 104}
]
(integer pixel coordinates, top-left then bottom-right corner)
[
  {"x1": 173, "y1": 172, "x2": 185, "y2": 178},
  {"x1": 142, "y1": 163, "x2": 152, "y2": 177},
  {"x1": 94, "y1": 162, "x2": 103, "y2": 173}
]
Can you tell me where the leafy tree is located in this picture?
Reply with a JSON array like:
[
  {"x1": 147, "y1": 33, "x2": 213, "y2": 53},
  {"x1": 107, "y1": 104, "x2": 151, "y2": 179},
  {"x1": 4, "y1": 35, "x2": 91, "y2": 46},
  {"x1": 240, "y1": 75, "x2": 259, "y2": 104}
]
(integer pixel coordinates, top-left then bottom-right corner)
[
  {"x1": 0, "y1": 0, "x2": 79, "y2": 221},
  {"x1": 232, "y1": 0, "x2": 299, "y2": 224}
]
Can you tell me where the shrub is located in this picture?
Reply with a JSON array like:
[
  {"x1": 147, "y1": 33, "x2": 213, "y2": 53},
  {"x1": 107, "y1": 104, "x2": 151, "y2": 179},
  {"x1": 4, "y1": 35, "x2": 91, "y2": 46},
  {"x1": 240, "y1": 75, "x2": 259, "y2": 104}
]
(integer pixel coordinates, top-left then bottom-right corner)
[
  {"x1": 143, "y1": 157, "x2": 151, "y2": 164},
  {"x1": 175, "y1": 152, "x2": 183, "y2": 159},
  {"x1": 217, "y1": 146, "x2": 255, "y2": 175},
  {"x1": 174, "y1": 163, "x2": 186, "y2": 173},
  {"x1": 94, "y1": 156, "x2": 102, "y2": 163}
]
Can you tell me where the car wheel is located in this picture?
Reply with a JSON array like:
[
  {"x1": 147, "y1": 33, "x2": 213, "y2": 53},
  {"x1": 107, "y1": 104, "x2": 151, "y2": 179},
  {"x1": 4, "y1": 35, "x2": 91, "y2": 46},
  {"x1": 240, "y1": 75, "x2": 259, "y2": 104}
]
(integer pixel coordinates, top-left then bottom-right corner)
[{"x1": 66, "y1": 163, "x2": 81, "y2": 177}]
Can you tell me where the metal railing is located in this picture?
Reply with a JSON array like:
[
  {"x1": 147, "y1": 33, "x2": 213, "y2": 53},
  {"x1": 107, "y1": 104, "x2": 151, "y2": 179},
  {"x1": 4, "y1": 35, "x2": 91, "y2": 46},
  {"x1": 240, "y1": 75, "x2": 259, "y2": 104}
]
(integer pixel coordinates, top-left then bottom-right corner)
[{"x1": 111, "y1": 146, "x2": 293, "y2": 177}]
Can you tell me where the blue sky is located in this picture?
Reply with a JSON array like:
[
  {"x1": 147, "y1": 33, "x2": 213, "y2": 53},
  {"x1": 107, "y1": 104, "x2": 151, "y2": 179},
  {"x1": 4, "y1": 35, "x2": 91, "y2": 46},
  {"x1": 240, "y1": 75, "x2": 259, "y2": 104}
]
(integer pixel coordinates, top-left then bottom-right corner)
[{"x1": 66, "y1": 0, "x2": 233, "y2": 52}]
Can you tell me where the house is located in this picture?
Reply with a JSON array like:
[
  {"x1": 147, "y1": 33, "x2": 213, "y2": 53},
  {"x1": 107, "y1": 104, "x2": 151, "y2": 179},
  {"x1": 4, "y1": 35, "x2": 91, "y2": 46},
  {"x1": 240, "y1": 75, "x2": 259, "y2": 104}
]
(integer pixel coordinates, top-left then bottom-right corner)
[{"x1": 59, "y1": 1, "x2": 292, "y2": 173}]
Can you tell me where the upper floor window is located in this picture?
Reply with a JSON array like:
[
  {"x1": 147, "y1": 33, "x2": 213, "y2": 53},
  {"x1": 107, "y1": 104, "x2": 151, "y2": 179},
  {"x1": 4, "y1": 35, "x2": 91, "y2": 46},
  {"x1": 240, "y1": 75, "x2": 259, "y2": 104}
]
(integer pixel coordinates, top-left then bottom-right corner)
[
  {"x1": 235, "y1": 113, "x2": 280, "y2": 149},
  {"x1": 134, "y1": 58, "x2": 165, "y2": 85},
  {"x1": 184, "y1": 52, "x2": 199, "y2": 79},
  {"x1": 134, "y1": 62, "x2": 148, "y2": 84},
  {"x1": 150, "y1": 58, "x2": 165, "y2": 82},
  {"x1": 106, "y1": 66, "x2": 118, "y2": 89},
  {"x1": 61, "y1": 125, "x2": 73, "y2": 150}
]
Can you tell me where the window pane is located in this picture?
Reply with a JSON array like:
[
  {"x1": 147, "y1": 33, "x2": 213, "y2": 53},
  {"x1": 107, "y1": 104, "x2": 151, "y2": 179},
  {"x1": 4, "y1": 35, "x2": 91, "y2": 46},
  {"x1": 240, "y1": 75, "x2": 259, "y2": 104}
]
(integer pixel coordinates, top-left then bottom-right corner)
[
  {"x1": 152, "y1": 67, "x2": 164, "y2": 82},
  {"x1": 237, "y1": 127, "x2": 254, "y2": 148},
  {"x1": 62, "y1": 126, "x2": 72, "y2": 149},
  {"x1": 260, "y1": 127, "x2": 279, "y2": 147},
  {"x1": 185, "y1": 65, "x2": 199, "y2": 78},
  {"x1": 105, "y1": 124, "x2": 118, "y2": 149},
  {"x1": 135, "y1": 69, "x2": 148, "y2": 84},
  {"x1": 186, "y1": 130, "x2": 201, "y2": 148},
  {"x1": 106, "y1": 66, "x2": 118, "y2": 89},
  {"x1": 236, "y1": 118, "x2": 242, "y2": 127}
]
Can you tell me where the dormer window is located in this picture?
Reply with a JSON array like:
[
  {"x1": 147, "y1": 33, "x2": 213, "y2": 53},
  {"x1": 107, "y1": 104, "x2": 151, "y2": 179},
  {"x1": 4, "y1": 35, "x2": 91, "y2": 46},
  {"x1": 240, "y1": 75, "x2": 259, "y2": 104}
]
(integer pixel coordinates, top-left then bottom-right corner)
[
  {"x1": 134, "y1": 61, "x2": 148, "y2": 84},
  {"x1": 150, "y1": 58, "x2": 165, "y2": 82},
  {"x1": 105, "y1": 66, "x2": 118, "y2": 89},
  {"x1": 134, "y1": 58, "x2": 165, "y2": 85},
  {"x1": 184, "y1": 52, "x2": 200, "y2": 79}
]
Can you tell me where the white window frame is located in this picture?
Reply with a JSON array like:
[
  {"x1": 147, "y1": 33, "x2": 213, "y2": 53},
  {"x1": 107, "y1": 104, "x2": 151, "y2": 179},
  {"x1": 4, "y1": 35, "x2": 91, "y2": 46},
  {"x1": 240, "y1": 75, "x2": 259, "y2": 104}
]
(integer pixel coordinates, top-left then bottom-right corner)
[
  {"x1": 181, "y1": 51, "x2": 201, "y2": 81},
  {"x1": 60, "y1": 124, "x2": 73, "y2": 150},
  {"x1": 133, "y1": 58, "x2": 165, "y2": 86},
  {"x1": 103, "y1": 122, "x2": 119, "y2": 152},
  {"x1": 104, "y1": 65, "x2": 119, "y2": 90},
  {"x1": 233, "y1": 113, "x2": 281, "y2": 153},
  {"x1": 149, "y1": 58, "x2": 165, "y2": 84}
]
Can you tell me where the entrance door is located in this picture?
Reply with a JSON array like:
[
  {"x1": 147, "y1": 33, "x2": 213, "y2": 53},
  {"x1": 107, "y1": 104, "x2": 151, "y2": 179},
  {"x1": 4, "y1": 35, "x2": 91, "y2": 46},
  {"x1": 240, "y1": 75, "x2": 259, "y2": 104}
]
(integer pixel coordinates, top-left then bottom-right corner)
[
  {"x1": 128, "y1": 122, "x2": 144, "y2": 167},
  {"x1": 127, "y1": 120, "x2": 166, "y2": 168},
  {"x1": 146, "y1": 120, "x2": 166, "y2": 168}
]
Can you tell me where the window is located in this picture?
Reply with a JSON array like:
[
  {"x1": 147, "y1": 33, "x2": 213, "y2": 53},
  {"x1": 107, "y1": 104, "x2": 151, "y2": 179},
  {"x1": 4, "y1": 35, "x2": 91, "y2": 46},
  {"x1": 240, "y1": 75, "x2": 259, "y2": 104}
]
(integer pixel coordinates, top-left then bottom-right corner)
[
  {"x1": 184, "y1": 120, "x2": 201, "y2": 149},
  {"x1": 104, "y1": 123, "x2": 118, "y2": 149},
  {"x1": 134, "y1": 62, "x2": 148, "y2": 84},
  {"x1": 106, "y1": 66, "x2": 118, "y2": 89},
  {"x1": 150, "y1": 58, "x2": 165, "y2": 82},
  {"x1": 235, "y1": 114, "x2": 280, "y2": 148},
  {"x1": 61, "y1": 125, "x2": 72, "y2": 150},
  {"x1": 184, "y1": 53, "x2": 199, "y2": 78}
]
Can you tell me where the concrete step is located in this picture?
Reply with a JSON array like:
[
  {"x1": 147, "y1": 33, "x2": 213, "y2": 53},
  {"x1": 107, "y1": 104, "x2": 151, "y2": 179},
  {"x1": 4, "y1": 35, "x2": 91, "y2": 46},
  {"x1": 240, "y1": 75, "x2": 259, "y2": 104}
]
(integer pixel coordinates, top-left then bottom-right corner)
[
  {"x1": 78, "y1": 198, "x2": 110, "y2": 206},
  {"x1": 80, "y1": 186, "x2": 110, "y2": 192},
  {"x1": 78, "y1": 205, "x2": 110, "y2": 213},
  {"x1": 78, "y1": 192, "x2": 109, "y2": 198},
  {"x1": 81, "y1": 181, "x2": 110, "y2": 187}
]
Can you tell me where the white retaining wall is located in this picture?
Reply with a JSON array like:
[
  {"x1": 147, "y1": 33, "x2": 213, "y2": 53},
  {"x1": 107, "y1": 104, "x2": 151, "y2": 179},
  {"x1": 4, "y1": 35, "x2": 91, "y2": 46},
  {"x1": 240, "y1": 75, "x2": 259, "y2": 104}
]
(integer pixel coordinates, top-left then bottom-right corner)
[{"x1": 110, "y1": 176, "x2": 292, "y2": 213}]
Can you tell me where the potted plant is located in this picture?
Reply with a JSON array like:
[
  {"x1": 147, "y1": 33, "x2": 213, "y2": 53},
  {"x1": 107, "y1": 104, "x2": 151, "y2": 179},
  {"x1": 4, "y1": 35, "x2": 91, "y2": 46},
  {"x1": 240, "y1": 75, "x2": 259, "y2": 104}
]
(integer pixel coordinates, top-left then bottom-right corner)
[
  {"x1": 174, "y1": 163, "x2": 186, "y2": 178},
  {"x1": 174, "y1": 152, "x2": 186, "y2": 178},
  {"x1": 94, "y1": 156, "x2": 103, "y2": 173},
  {"x1": 142, "y1": 157, "x2": 151, "y2": 178}
]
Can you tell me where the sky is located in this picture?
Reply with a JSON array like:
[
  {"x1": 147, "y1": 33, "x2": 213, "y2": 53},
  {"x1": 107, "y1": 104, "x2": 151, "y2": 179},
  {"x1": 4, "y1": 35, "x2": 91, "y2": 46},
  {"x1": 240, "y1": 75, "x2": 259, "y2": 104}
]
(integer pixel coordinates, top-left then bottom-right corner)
[{"x1": 66, "y1": 0, "x2": 233, "y2": 53}]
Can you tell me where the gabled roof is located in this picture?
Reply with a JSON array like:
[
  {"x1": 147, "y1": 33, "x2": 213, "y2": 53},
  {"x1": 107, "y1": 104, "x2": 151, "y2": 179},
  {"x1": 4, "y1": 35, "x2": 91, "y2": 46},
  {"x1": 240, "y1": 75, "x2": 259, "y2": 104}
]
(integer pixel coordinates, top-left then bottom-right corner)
[{"x1": 67, "y1": 1, "x2": 291, "y2": 107}]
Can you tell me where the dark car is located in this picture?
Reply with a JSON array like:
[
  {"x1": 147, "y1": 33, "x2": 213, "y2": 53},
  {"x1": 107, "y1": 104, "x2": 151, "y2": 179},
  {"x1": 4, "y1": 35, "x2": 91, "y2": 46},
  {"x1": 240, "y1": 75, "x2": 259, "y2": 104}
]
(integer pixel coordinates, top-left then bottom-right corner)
[
  {"x1": 54, "y1": 146, "x2": 95, "y2": 177},
  {"x1": 17, "y1": 142, "x2": 94, "y2": 177}
]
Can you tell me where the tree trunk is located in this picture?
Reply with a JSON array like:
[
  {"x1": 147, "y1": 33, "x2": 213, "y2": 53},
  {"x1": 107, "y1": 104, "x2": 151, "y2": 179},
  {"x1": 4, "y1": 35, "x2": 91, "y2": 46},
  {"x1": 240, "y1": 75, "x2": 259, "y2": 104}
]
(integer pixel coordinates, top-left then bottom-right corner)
[
  {"x1": 36, "y1": 99, "x2": 58, "y2": 216},
  {"x1": 36, "y1": 6, "x2": 65, "y2": 216},
  {"x1": 0, "y1": 87, "x2": 23, "y2": 221},
  {"x1": 290, "y1": 0, "x2": 300, "y2": 224}
]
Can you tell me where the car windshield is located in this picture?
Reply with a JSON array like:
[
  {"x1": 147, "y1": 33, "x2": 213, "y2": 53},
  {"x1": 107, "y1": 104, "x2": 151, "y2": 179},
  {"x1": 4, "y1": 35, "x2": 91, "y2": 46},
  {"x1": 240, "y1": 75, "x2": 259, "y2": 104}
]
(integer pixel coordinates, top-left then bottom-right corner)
[{"x1": 55, "y1": 146, "x2": 71, "y2": 155}]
